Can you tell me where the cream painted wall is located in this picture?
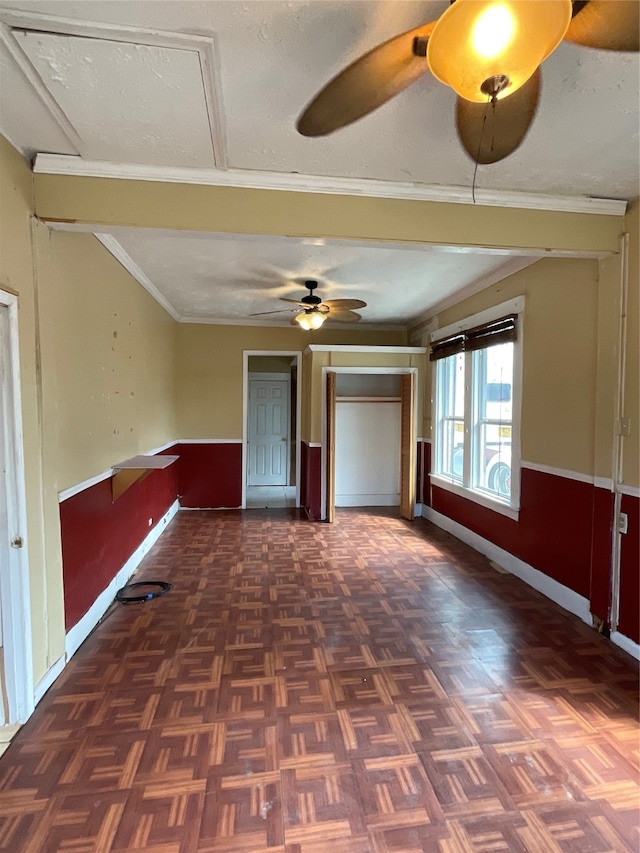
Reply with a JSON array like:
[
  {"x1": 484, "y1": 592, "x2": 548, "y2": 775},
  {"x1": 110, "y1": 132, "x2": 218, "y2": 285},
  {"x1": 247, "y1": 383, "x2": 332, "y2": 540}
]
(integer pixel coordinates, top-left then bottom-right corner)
[
  {"x1": 34, "y1": 227, "x2": 177, "y2": 491},
  {"x1": 305, "y1": 348, "x2": 426, "y2": 444},
  {"x1": 0, "y1": 137, "x2": 61, "y2": 683},
  {"x1": 176, "y1": 324, "x2": 406, "y2": 440},
  {"x1": 329, "y1": 351, "x2": 419, "y2": 368},
  {"x1": 622, "y1": 201, "x2": 639, "y2": 487},
  {"x1": 2, "y1": 124, "x2": 634, "y2": 693},
  {"x1": 305, "y1": 349, "x2": 329, "y2": 445},
  {"x1": 301, "y1": 347, "x2": 316, "y2": 442},
  {"x1": 1, "y1": 136, "x2": 178, "y2": 686},
  {"x1": 248, "y1": 355, "x2": 292, "y2": 373},
  {"x1": 415, "y1": 257, "x2": 600, "y2": 476}
]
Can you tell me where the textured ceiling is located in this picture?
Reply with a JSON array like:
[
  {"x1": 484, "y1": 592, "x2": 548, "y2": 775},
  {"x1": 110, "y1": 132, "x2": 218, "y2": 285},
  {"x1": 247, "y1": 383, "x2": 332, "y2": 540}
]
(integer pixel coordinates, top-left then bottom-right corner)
[
  {"x1": 0, "y1": 0, "x2": 637, "y2": 326},
  {"x1": 97, "y1": 228, "x2": 539, "y2": 325}
]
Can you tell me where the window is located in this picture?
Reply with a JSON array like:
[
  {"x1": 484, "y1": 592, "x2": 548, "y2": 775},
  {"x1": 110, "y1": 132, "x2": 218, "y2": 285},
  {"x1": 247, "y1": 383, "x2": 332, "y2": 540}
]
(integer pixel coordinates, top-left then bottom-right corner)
[
  {"x1": 437, "y1": 351, "x2": 465, "y2": 484},
  {"x1": 431, "y1": 299, "x2": 522, "y2": 518}
]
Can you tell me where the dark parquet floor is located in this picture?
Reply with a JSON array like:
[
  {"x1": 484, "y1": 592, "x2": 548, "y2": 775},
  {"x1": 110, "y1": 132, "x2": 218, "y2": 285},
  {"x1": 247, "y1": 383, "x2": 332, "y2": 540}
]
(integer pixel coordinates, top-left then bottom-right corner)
[{"x1": 1, "y1": 508, "x2": 638, "y2": 852}]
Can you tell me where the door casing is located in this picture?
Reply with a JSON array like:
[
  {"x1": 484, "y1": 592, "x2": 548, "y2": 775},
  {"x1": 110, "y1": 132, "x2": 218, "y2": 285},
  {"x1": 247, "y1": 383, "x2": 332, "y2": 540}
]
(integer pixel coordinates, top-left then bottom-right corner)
[
  {"x1": 0, "y1": 289, "x2": 34, "y2": 724},
  {"x1": 242, "y1": 350, "x2": 302, "y2": 508},
  {"x1": 325, "y1": 371, "x2": 336, "y2": 523}
]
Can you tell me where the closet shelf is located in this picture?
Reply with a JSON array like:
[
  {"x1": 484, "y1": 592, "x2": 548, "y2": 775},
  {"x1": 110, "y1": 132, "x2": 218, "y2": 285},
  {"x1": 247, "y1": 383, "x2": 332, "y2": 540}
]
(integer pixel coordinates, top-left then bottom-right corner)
[
  {"x1": 111, "y1": 454, "x2": 179, "y2": 501},
  {"x1": 336, "y1": 396, "x2": 401, "y2": 403}
]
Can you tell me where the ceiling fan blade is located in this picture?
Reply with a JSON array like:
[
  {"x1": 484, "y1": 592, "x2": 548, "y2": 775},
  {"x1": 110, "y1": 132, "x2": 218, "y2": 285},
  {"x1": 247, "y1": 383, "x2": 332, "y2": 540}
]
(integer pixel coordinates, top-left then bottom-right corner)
[
  {"x1": 249, "y1": 309, "x2": 295, "y2": 316},
  {"x1": 297, "y1": 21, "x2": 437, "y2": 137},
  {"x1": 565, "y1": 0, "x2": 639, "y2": 51},
  {"x1": 456, "y1": 69, "x2": 540, "y2": 165},
  {"x1": 326, "y1": 310, "x2": 362, "y2": 322},
  {"x1": 279, "y1": 298, "x2": 308, "y2": 306},
  {"x1": 323, "y1": 299, "x2": 368, "y2": 310}
]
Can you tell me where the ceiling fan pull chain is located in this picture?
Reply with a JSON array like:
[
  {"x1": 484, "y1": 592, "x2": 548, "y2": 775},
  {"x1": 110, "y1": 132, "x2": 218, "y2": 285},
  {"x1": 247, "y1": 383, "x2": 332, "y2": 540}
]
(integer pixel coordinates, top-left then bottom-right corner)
[
  {"x1": 490, "y1": 99, "x2": 497, "y2": 155},
  {"x1": 471, "y1": 102, "x2": 490, "y2": 203}
]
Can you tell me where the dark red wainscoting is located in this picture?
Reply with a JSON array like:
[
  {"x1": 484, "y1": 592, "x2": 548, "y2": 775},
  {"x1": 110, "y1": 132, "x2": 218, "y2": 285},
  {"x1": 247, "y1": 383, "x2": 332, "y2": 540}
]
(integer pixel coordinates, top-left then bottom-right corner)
[
  {"x1": 60, "y1": 464, "x2": 179, "y2": 630},
  {"x1": 618, "y1": 493, "x2": 639, "y2": 643},
  {"x1": 300, "y1": 441, "x2": 308, "y2": 510},
  {"x1": 301, "y1": 441, "x2": 322, "y2": 521},
  {"x1": 60, "y1": 441, "x2": 244, "y2": 631},
  {"x1": 421, "y1": 441, "x2": 432, "y2": 508},
  {"x1": 589, "y1": 486, "x2": 616, "y2": 625},
  {"x1": 432, "y1": 467, "x2": 595, "y2": 599},
  {"x1": 176, "y1": 443, "x2": 242, "y2": 509}
]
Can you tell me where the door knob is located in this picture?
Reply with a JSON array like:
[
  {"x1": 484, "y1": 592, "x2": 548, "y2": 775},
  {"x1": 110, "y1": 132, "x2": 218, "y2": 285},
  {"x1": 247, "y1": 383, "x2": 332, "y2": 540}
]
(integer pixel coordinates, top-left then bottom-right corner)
[{"x1": 11, "y1": 536, "x2": 23, "y2": 548}]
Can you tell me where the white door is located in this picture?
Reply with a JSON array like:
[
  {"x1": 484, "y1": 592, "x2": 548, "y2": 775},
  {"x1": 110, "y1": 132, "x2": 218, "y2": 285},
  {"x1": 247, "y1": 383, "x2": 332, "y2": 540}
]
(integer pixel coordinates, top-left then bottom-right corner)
[
  {"x1": 248, "y1": 379, "x2": 289, "y2": 485},
  {"x1": 0, "y1": 292, "x2": 33, "y2": 725}
]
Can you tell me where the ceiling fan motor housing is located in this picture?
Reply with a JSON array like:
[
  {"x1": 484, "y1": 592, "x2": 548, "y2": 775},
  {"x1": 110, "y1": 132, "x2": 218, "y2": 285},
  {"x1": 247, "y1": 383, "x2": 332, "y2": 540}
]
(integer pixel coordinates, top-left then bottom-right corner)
[{"x1": 301, "y1": 280, "x2": 322, "y2": 305}]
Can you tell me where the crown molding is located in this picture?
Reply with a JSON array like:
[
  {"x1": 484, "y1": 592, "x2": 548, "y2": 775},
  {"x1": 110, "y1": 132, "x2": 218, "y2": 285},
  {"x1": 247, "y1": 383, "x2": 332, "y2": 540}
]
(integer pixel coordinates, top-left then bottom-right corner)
[
  {"x1": 61, "y1": 230, "x2": 408, "y2": 329},
  {"x1": 408, "y1": 257, "x2": 538, "y2": 331},
  {"x1": 178, "y1": 315, "x2": 405, "y2": 331},
  {"x1": 33, "y1": 154, "x2": 628, "y2": 217},
  {"x1": 94, "y1": 234, "x2": 182, "y2": 321}
]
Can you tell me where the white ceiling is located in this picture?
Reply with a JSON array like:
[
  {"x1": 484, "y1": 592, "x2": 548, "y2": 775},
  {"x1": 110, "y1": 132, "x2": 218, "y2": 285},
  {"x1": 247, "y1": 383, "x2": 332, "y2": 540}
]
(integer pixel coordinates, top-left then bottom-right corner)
[
  {"x1": 0, "y1": 1, "x2": 638, "y2": 327},
  {"x1": 92, "y1": 227, "x2": 539, "y2": 325}
]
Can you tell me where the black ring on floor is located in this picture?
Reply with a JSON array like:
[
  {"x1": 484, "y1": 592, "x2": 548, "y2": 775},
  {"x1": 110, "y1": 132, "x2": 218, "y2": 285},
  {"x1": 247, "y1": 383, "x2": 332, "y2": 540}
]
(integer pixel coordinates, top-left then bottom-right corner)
[{"x1": 116, "y1": 581, "x2": 172, "y2": 603}]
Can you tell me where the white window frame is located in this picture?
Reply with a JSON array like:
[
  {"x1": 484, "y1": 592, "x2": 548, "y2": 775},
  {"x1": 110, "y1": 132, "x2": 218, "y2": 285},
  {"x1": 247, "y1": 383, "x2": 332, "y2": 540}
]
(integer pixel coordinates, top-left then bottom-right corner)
[{"x1": 430, "y1": 296, "x2": 524, "y2": 521}]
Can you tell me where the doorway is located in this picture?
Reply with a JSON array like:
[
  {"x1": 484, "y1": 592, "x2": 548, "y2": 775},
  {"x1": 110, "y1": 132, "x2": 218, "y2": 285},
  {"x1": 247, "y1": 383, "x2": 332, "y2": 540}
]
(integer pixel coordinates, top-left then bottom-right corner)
[
  {"x1": 242, "y1": 351, "x2": 302, "y2": 509},
  {"x1": 323, "y1": 367, "x2": 418, "y2": 522},
  {"x1": 334, "y1": 373, "x2": 403, "y2": 508},
  {"x1": 0, "y1": 289, "x2": 34, "y2": 735}
]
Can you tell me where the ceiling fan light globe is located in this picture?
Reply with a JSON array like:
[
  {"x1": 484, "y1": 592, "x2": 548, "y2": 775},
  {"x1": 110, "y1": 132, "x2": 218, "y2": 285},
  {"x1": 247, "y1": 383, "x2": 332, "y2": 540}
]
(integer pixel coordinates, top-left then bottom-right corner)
[
  {"x1": 427, "y1": 0, "x2": 572, "y2": 103},
  {"x1": 295, "y1": 310, "x2": 326, "y2": 331}
]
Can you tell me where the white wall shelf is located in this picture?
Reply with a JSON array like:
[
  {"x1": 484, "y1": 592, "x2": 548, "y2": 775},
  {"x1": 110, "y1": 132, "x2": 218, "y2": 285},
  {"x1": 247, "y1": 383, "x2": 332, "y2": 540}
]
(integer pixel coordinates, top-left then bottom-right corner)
[{"x1": 112, "y1": 454, "x2": 178, "y2": 501}]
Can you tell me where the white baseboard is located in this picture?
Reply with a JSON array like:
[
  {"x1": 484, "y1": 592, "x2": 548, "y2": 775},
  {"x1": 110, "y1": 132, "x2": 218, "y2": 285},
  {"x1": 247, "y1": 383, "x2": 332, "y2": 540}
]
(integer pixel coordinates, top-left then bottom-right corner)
[
  {"x1": 34, "y1": 654, "x2": 65, "y2": 705},
  {"x1": 336, "y1": 494, "x2": 400, "y2": 507},
  {"x1": 611, "y1": 631, "x2": 640, "y2": 661},
  {"x1": 422, "y1": 506, "x2": 592, "y2": 626},
  {"x1": 179, "y1": 505, "x2": 241, "y2": 510},
  {"x1": 65, "y1": 499, "x2": 179, "y2": 661},
  {"x1": 0, "y1": 723, "x2": 22, "y2": 757},
  {"x1": 0, "y1": 723, "x2": 22, "y2": 744}
]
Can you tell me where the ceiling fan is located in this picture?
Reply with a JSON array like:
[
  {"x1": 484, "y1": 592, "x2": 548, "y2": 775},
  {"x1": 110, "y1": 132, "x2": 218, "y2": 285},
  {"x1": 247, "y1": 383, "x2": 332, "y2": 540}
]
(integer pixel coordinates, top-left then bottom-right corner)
[
  {"x1": 251, "y1": 280, "x2": 367, "y2": 329},
  {"x1": 297, "y1": 0, "x2": 639, "y2": 164}
]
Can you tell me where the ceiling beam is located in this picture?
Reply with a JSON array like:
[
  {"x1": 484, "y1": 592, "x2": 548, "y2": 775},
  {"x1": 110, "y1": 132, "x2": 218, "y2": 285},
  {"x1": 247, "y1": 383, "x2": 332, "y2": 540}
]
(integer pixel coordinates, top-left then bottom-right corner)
[
  {"x1": 34, "y1": 154, "x2": 627, "y2": 218},
  {"x1": 34, "y1": 173, "x2": 624, "y2": 257}
]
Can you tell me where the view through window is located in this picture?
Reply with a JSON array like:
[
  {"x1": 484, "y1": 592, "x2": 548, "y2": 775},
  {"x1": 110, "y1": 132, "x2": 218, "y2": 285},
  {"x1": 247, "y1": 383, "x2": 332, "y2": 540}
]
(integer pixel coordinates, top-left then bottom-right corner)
[{"x1": 432, "y1": 305, "x2": 521, "y2": 514}]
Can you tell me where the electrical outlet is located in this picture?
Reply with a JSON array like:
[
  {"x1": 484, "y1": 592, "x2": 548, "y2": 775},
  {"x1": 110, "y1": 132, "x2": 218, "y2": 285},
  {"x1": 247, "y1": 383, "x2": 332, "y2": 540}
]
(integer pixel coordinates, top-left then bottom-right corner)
[
  {"x1": 148, "y1": 517, "x2": 153, "y2": 527},
  {"x1": 618, "y1": 512, "x2": 628, "y2": 535}
]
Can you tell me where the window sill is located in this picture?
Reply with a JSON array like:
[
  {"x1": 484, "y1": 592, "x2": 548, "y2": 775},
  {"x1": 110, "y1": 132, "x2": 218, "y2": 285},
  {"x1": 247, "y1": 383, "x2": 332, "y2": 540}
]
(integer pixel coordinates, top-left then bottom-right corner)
[{"x1": 430, "y1": 474, "x2": 520, "y2": 521}]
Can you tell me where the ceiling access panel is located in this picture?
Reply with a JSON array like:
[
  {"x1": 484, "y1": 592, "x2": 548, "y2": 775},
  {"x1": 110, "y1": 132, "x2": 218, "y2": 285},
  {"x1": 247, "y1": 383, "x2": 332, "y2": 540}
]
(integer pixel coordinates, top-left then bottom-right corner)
[
  {"x1": 12, "y1": 29, "x2": 217, "y2": 168},
  {"x1": 0, "y1": 35, "x2": 78, "y2": 158}
]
